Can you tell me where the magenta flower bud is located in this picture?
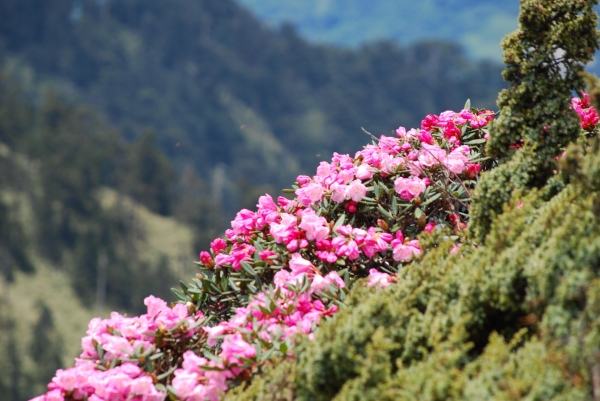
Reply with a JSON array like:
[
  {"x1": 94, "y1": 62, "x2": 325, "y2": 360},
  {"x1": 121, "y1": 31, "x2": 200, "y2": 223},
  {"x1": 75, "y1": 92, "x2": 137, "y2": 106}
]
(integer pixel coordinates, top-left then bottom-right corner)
[{"x1": 199, "y1": 251, "x2": 214, "y2": 268}]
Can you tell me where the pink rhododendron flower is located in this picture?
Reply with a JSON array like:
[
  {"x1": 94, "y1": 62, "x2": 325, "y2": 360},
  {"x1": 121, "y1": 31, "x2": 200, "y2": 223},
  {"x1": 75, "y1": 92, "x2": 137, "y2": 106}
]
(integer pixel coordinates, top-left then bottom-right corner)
[
  {"x1": 443, "y1": 145, "x2": 470, "y2": 174},
  {"x1": 259, "y1": 249, "x2": 277, "y2": 261},
  {"x1": 296, "y1": 175, "x2": 311, "y2": 186},
  {"x1": 256, "y1": 194, "x2": 279, "y2": 229},
  {"x1": 378, "y1": 135, "x2": 401, "y2": 154},
  {"x1": 210, "y1": 238, "x2": 227, "y2": 253},
  {"x1": 296, "y1": 182, "x2": 325, "y2": 206},
  {"x1": 390, "y1": 231, "x2": 421, "y2": 261},
  {"x1": 299, "y1": 209, "x2": 330, "y2": 241},
  {"x1": 199, "y1": 251, "x2": 214, "y2": 268},
  {"x1": 394, "y1": 176, "x2": 427, "y2": 200},
  {"x1": 450, "y1": 243, "x2": 463, "y2": 254},
  {"x1": 345, "y1": 179, "x2": 367, "y2": 202},
  {"x1": 231, "y1": 209, "x2": 257, "y2": 236},
  {"x1": 366, "y1": 268, "x2": 394, "y2": 288},
  {"x1": 330, "y1": 182, "x2": 348, "y2": 203},
  {"x1": 423, "y1": 222, "x2": 436, "y2": 233},
  {"x1": 289, "y1": 253, "x2": 314, "y2": 277},
  {"x1": 355, "y1": 163, "x2": 374, "y2": 180}
]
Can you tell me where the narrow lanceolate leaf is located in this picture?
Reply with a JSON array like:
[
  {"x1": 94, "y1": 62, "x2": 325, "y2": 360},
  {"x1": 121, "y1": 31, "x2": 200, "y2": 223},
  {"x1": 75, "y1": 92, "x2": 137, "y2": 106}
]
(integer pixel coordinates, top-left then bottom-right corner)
[
  {"x1": 391, "y1": 195, "x2": 399, "y2": 215},
  {"x1": 241, "y1": 261, "x2": 257, "y2": 277},
  {"x1": 422, "y1": 192, "x2": 441, "y2": 206},
  {"x1": 465, "y1": 138, "x2": 487, "y2": 145},
  {"x1": 334, "y1": 214, "x2": 346, "y2": 230},
  {"x1": 157, "y1": 366, "x2": 178, "y2": 381},
  {"x1": 373, "y1": 182, "x2": 381, "y2": 198},
  {"x1": 378, "y1": 204, "x2": 393, "y2": 219},
  {"x1": 171, "y1": 288, "x2": 187, "y2": 302}
]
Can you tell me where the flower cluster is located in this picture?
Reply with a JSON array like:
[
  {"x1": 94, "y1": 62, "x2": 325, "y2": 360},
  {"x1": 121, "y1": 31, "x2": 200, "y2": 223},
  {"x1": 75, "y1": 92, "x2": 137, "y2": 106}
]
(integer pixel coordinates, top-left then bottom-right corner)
[
  {"x1": 32, "y1": 297, "x2": 203, "y2": 401},
  {"x1": 181, "y1": 104, "x2": 495, "y2": 321},
  {"x1": 34, "y1": 262, "x2": 347, "y2": 401},
  {"x1": 572, "y1": 91, "x2": 599, "y2": 132},
  {"x1": 34, "y1": 102, "x2": 494, "y2": 401}
]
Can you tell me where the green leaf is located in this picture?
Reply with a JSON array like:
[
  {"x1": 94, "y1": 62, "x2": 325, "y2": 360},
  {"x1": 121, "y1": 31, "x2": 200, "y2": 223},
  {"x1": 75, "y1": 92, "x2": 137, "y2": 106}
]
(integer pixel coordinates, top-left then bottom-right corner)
[
  {"x1": 414, "y1": 207, "x2": 423, "y2": 219},
  {"x1": 253, "y1": 240, "x2": 264, "y2": 252},
  {"x1": 465, "y1": 138, "x2": 487, "y2": 145},
  {"x1": 228, "y1": 278, "x2": 240, "y2": 291},
  {"x1": 390, "y1": 197, "x2": 400, "y2": 216},
  {"x1": 463, "y1": 98, "x2": 471, "y2": 110},
  {"x1": 361, "y1": 197, "x2": 377, "y2": 204},
  {"x1": 373, "y1": 182, "x2": 381, "y2": 198},
  {"x1": 377, "y1": 204, "x2": 393, "y2": 219},
  {"x1": 220, "y1": 275, "x2": 229, "y2": 292},
  {"x1": 240, "y1": 261, "x2": 256, "y2": 277},
  {"x1": 422, "y1": 193, "x2": 442, "y2": 206},
  {"x1": 333, "y1": 214, "x2": 346, "y2": 230},
  {"x1": 171, "y1": 288, "x2": 187, "y2": 302},
  {"x1": 157, "y1": 365, "x2": 178, "y2": 381}
]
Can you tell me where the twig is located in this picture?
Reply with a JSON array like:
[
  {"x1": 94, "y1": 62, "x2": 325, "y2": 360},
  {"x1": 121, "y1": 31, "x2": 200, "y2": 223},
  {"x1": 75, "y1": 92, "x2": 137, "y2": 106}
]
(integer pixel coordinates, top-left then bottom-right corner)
[{"x1": 361, "y1": 127, "x2": 379, "y2": 142}]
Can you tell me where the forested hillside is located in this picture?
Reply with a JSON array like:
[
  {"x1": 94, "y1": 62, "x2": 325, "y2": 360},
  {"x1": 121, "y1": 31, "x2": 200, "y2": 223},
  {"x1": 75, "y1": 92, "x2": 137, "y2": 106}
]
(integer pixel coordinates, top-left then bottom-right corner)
[
  {"x1": 0, "y1": 0, "x2": 505, "y2": 215},
  {"x1": 0, "y1": 68, "x2": 211, "y2": 398}
]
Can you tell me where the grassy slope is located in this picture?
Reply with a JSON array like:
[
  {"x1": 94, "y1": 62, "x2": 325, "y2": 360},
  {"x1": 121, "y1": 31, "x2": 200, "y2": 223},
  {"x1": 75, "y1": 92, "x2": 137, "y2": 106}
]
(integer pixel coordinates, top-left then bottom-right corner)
[{"x1": 1, "y1": 144, "x2": 197, "y2": 393}]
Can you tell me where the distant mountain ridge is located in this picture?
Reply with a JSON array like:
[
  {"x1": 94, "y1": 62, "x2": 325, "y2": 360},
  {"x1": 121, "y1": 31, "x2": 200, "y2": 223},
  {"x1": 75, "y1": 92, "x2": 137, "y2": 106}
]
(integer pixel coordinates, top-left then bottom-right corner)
[{"x1": 235, "y1": 0, "x2": 520, "y2": 61}]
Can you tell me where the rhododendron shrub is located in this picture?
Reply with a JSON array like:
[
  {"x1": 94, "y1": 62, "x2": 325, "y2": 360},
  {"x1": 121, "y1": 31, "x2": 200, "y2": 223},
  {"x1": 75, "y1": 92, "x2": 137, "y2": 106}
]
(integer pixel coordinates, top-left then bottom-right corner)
[{"x1": 178, "y1": 103, "x2": 495, "y2": 321}]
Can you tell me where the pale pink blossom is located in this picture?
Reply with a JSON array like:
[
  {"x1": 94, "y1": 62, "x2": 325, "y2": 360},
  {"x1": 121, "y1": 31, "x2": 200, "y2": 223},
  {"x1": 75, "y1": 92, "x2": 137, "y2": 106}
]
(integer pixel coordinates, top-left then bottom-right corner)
[
  {"x1": 394, "y1": 177, "x2": 426, "y2": 200},
  {"x1": 355, "y1": 163, "x2": 374, "y2": 180},
  {"x1": 231, "y1": 209, "x2": 257, "y2": 236},
  {"x1": 366, "y1": 269, "x2": 393, "y2": 288},
  {"x1": 289, "y1": 253, "x2": 313, "y2": 277},
  {"x1": 330, "y1": 182, "x2": 348, "y2": 203},
  {"x1": 296, "y1": 182, "x2": 325, "y2": 206},
  {"x1": 299, "y1": 209, "x2": 330, "y2": 241},
  {"x1": 345, "y1": 179, "x2": 367, "y2": 202}
]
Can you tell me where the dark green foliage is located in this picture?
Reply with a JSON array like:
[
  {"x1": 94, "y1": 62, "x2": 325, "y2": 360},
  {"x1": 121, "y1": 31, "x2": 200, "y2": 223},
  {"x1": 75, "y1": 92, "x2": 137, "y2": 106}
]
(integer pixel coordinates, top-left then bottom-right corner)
[
  {"x1": 122, "y1": 129, "x2": 175, "y2": 216},
  {"x1": 471, "y1": 0, "x2": 599, "y2": 242},
  {"x1": 225, "y1": 359, "x2": 298, "y2": 401},
  {"x1": 0, "y1": 201, "x2": 34, "y2": 281},
  {"x1": 489, "y1": 0, "x2": 598, "y2": 160},
  {"x1": 29, "y1": 302, "x2": 64, "y2": 396}
]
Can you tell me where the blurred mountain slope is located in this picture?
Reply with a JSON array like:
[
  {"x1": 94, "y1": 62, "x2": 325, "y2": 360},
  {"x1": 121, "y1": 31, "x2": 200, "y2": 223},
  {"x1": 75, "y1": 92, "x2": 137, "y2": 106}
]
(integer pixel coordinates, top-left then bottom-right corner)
[
  {"x1": 235, "y1": 0, "x2": 520, "y2": 60},
  {"x1": 0, "y1": 0, "x2": 506, "y2": 215}
]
